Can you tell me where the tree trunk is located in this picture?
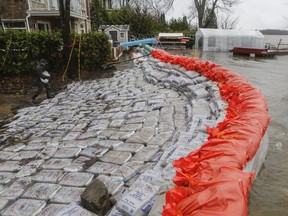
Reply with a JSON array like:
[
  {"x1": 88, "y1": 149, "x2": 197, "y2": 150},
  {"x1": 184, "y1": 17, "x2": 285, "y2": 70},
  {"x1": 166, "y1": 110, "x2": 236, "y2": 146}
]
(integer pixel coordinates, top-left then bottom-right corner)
[
  {"x1": 194, "y1": 0, "x2": 241, "y2": 29},
  {"x1": 203, "y1": 0, "x2": 218, "y2": 28},
  {"x1": 195, "y1": 0, "x2": 206, "y2": 28},
  {"x1": 59, "y1": 0, "x2": 76, "y2": 79}
]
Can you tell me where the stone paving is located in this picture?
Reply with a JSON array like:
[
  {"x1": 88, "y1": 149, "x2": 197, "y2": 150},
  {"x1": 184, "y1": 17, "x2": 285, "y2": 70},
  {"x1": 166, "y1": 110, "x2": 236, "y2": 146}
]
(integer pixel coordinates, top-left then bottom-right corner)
[{"x1": 0, "y1": 55, "x2": 227, "y2": 215}]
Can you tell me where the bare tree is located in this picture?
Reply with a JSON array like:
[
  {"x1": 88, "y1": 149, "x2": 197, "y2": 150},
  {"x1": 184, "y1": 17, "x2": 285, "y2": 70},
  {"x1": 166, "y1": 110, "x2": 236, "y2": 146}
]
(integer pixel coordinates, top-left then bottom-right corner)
[
  {"x1": 129, "y1": 0, "x2": 174, "y2": 17},
  {"x1": 127, "y1": 0, "x2": 241, "y2": 28},
  {"x1": 220, "y1": 12, "x2": 238, "y2": 29},
  {"x1": 190, "y1": 0, "x2": 241, "y2": 28}
]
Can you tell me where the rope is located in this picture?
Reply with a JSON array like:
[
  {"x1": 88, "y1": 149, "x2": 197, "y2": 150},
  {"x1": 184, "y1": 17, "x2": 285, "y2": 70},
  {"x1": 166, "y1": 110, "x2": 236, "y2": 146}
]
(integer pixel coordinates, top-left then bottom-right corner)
[
  {"x1": 61, "y1": 34, "x2": 77, "y2": 81},
  {"x1": 0, "y1": 1, "x2": 15, "y2": 73},
  {"x1": 0, "y1": 35, "x2": 12, "y2": 73},
  {"x1": 63, "y1": 43, "x2": 75, "y2": 48},
  {"x1": 78, "y1": 34, "x2": 82, "y2": 81}
]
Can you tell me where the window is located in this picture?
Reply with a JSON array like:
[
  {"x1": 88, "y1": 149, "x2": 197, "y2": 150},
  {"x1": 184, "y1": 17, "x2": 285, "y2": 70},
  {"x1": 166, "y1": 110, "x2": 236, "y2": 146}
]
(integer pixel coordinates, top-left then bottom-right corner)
[
  {"x1": 109, "y1": 31, "x2": 118, "y2": 41},
  {"x1": 107, "y1": 0, "x2": 112, "y2": 9},
  {"x1": 33, "y1": 0, "x2": 45, "y2": 3},
  {"x1": 120, "y1": 32, "x2": 124, "y2": 38},
  {"x1": 106, "y1": 0, "x2": 121, "y2": 9},
  {"x1": 50, "y1": 0, "x2": 59, "y2": 9},
  {"x1": 37, "y1": 21, "x2": 50, "y2": 32},
  {"x1": 80, "y1": 23, "x2": 85, "y2": 34},
  {"x1": 2, "y1": 20, "x2": 26, "y2": 31}
]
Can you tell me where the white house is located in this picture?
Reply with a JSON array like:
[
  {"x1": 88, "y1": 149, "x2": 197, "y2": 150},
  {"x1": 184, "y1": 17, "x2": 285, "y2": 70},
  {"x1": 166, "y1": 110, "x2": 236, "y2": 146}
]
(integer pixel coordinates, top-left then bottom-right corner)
[
  {"x1": 98, "y1": 25, "x2": 130, "y2": 44},
  {"x1": 260, "y1": 30, "x2": 288, "y2": 49},
  {"x1": 99, "y1": 25, "x2": 130, "y2": 61},
  {"x1": 195, "y1": 29, "x2": 265, "y2": 51}
]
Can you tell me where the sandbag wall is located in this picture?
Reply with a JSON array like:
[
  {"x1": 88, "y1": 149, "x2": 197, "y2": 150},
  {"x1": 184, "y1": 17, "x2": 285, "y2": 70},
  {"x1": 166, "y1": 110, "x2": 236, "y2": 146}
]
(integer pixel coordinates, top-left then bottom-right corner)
[{"x1": 150, "y1": 49, "x2": 270, "y2": 216}]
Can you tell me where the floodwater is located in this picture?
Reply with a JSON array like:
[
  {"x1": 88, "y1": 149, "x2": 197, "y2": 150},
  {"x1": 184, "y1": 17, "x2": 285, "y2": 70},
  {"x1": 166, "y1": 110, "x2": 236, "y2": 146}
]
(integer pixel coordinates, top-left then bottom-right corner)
[
  {"x1": 196, "y1": 51, "x2": 288, "y2": 216},
  {"x1": 0, "y1": 51, "x2": 287, "y2": 215}
]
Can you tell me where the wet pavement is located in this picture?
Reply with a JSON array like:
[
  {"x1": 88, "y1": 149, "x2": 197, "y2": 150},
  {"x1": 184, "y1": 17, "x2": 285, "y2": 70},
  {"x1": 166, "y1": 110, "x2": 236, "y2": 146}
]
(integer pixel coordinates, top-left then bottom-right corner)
[{"x1": 0, "y1": 56, "x2": 226, "y2": 215}]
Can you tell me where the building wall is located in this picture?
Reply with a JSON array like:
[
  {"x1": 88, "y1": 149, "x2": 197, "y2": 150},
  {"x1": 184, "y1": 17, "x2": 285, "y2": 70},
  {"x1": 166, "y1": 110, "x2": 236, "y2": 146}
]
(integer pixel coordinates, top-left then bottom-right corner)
[
  {"x1": 106, "y1": 27, "x2": 129, "y2": 43},
  {"x1": 0, "y1": 0, "x2": 28, "y2": 19},
  {"x1": 30, "y1": 1, "x2": 48, "y2": 10},
  {"x1": 29, "y1": 17, "x2": 62, "y2": 32},
  {"x1": 0, "y1": 0, "x2": 90, "y2": 32},
  {"x1": 264, "y1": 35, "x2": 288, "y2": 49}
]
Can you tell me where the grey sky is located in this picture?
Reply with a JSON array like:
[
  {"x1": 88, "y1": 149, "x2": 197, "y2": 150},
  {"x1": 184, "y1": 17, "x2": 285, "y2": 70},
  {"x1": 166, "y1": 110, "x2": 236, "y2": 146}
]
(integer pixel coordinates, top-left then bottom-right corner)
[{"x1": 166, "y1": 0, "x2": 288, "y2": 30}]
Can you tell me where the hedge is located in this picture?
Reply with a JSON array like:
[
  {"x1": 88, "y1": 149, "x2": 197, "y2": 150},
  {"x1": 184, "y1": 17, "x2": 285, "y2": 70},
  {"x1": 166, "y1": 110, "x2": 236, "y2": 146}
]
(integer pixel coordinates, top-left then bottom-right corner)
[{"x1": 0, "y1": 30, "x2": 111, "y2": 75}]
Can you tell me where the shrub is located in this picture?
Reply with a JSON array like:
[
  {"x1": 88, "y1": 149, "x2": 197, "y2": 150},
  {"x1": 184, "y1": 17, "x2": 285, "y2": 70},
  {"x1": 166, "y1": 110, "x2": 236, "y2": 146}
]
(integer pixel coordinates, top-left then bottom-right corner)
[
  {"x1": 74, "y1": 32, "x2": 111, "y2": 71},
  {"x1": 0, "y1": 30, "x2": 111, "y2": 76}
]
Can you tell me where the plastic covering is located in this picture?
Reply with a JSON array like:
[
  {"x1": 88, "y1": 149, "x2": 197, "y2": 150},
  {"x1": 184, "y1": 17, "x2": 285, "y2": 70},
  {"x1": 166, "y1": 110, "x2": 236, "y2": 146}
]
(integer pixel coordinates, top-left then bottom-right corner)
[
  {"x1": 195, "y1": 29, "x2": 265, "y2": 51},
  {"x1": 120, "y1": 38, "x2": 158, "y2": 47},
  {"x1": 151, "y1": 49, "x2": 270, "y2": 216}
]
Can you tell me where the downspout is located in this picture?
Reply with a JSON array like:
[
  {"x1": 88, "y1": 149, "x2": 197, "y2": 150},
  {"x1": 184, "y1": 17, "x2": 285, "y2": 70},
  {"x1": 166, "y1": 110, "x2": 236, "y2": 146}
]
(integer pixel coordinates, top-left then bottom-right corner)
[
  {"x1": 86, "y1": 0, "x2": 90, "y2": 32},
  {"x1": 26, "y1": 0, "x2": 31, "y2": 32},
  {"x1": 26, "y1": 13, "x2": 31, "y2": 32}
]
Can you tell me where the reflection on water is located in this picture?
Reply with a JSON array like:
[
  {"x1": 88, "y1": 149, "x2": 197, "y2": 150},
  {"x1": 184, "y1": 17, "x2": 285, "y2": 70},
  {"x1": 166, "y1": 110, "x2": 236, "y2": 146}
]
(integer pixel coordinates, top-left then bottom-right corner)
[{"x1": 197, "y1": 51, "x2": 288, "y2": 216}]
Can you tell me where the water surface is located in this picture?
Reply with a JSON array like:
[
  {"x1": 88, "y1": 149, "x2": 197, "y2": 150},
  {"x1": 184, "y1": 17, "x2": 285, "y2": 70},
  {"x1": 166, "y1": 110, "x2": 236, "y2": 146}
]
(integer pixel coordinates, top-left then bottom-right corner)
[{"x1": 199, "y1": 52, "x2": 288, "y2": 216}]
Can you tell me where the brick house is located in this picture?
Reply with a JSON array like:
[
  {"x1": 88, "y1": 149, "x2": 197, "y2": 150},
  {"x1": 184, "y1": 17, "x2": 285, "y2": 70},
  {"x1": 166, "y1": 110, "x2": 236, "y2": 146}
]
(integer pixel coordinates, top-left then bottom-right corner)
[{"x1": 0, "y1": 0, "x2": 91, "y2": 33}]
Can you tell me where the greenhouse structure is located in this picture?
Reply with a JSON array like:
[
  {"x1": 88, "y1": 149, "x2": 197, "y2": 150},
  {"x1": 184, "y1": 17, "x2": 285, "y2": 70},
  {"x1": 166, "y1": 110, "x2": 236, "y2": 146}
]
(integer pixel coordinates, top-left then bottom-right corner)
[{"x1": 195, "y1": 28, "x2": 265, "y2": 51}]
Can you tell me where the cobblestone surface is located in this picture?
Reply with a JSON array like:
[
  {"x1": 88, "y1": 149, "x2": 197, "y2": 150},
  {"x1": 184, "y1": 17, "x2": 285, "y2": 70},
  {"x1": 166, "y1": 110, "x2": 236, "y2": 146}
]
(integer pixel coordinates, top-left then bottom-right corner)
[{"x1": 0, "y1": 56, "x2": 226, "y2": 215}]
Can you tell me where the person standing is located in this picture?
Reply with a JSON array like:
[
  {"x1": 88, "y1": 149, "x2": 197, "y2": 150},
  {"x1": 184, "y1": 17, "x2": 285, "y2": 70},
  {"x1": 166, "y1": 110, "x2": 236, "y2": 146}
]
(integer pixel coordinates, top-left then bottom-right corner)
[{"x1": 32, "y1": 59, "x2": 52, "y2": 104}]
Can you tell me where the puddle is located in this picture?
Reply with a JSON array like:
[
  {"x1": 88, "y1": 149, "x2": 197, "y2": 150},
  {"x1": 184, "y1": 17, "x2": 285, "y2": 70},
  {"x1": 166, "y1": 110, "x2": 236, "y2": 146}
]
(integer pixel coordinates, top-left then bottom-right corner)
[{"x1": 0, "y1": 95, "x2": 33, "y2": 126}]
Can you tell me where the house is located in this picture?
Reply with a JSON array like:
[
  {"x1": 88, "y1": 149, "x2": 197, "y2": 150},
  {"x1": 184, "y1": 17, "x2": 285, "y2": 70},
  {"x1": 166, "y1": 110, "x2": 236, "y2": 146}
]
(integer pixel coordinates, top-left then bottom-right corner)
[
  {"x1": 195, "y1": 29, "x2": 265, "y2": 51},
  {"x1": 99, "y1": 25, "x2": 130, "y2": 61},
  {"x1": 98, "y1": 25, "x2": 130, "y2": 44},
  {"x1": 260, "y1": 29, "x2": 288, "y2": 49},
  {"x1": 0, "y1": 0, "x2": 91, "y2": 33}
]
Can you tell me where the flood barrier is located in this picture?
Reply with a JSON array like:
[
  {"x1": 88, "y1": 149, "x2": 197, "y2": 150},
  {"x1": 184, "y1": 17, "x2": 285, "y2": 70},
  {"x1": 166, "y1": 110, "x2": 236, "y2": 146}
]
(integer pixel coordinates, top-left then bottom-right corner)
[{"x1": 150, "y1": 49, "x2": 270, "y2": 216}]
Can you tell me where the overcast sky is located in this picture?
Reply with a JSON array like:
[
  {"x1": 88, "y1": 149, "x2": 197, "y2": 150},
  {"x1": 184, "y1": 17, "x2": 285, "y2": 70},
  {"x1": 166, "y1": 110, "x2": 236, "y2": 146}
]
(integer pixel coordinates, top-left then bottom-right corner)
[{"x1": 166, "y1": 0, "x2": 288, "y2": 30}]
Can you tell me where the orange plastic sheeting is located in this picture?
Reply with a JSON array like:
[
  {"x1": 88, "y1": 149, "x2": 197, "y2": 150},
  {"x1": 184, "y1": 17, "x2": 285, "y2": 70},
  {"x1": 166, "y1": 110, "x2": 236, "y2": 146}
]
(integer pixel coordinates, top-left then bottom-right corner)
[
  {"x1": 163, "y1": 167, "x2": 254, "y2": 216},
  {"x1": 151, "y1": 50, "x2": 270, "y2": 216}
]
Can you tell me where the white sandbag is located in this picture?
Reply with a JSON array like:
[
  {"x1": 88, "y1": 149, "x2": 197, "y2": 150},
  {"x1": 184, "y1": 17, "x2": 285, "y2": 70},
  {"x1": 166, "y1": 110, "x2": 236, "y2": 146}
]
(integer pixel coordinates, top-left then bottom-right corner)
[{"x1": 116, "y1": 180, "x2": 159, "y2": 216}]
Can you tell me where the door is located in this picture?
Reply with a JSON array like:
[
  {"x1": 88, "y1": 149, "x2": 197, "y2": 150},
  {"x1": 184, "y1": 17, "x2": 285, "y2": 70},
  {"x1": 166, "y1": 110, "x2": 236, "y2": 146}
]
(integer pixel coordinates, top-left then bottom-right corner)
[{"x1": 109, "y1": 31, "x2": 118, "y2": 42}]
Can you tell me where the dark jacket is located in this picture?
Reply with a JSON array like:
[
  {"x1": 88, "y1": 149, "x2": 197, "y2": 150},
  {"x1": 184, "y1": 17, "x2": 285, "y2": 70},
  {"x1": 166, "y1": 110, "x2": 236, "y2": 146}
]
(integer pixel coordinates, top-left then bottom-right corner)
[{"x1": 34, "y1": 63, "x2": 49, "y2": 86}]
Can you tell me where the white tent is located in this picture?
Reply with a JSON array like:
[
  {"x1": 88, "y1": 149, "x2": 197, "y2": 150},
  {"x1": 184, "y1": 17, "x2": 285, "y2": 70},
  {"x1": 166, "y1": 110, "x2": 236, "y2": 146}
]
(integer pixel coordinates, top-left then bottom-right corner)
[{"x1": 195, "y1": 29, "x2": 265, "y2": 51}]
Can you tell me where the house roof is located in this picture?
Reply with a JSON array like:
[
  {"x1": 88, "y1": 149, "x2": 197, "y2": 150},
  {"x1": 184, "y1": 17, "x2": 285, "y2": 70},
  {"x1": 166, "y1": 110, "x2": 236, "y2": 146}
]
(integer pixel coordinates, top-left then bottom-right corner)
[
  {"x1": 260, "y1": 29, "x2": 288, "y2": 35},
  {"x1": 196, "y1": 28, "x2": 264, "y2": 38},
  {"x1": 98, "y1": 25, "x2": 130, "y2": 32}
]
